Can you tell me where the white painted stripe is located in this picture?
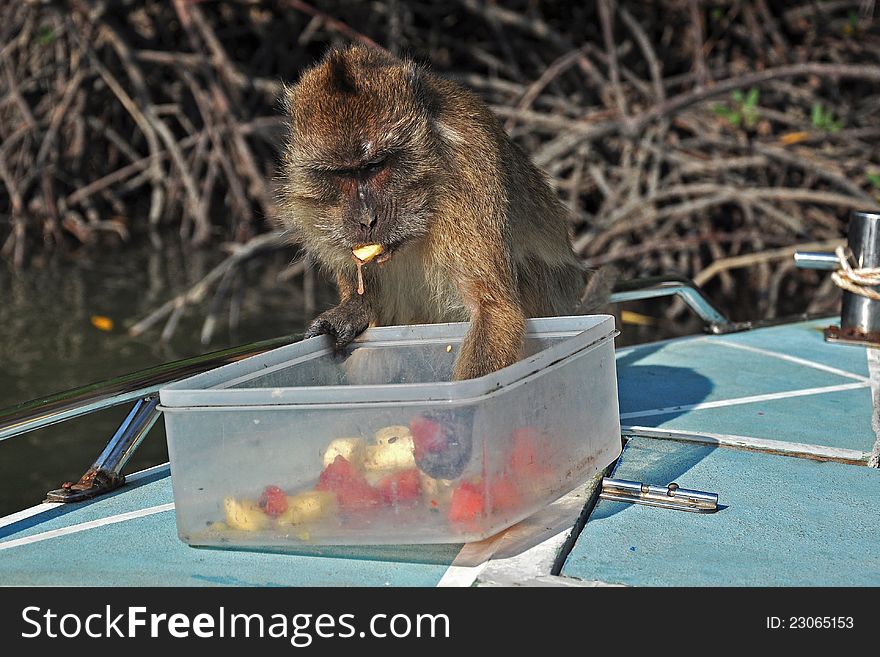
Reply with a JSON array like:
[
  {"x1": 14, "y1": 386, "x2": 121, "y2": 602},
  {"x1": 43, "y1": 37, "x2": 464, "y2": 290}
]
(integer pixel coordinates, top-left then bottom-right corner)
[
  {"x1": 0, "y1": 463, "x2": 171, "y2": 531},
  {"x1": 713, "y1": 340, "x2": 869, "y2": 381},
  {"x1": 471, "y1": 526, "x2": 571, "y2": 585},
  {"x1": 0, "y1": 503, "x2": 175, "y2": 551},
  {"x1": 0, "y1": 502, "x2": 63, "y2": 530},
  {"x1": 125, "y1": 462, "x2": 170, "y2": 484},
  {"x1": 437, "y1": 477, "x2": 605, "y2": 587},
  {"x1": 439, "y1": 523, "x2": 578, "y2": 588},
  {"x1": 867, "y1": 349, "x2": 880, "y2": 468},
  {"x1": 436, "y1": 532, "x2": 507, "y2": 587},
  {"x1": 621, "y1": 425, "x2": 869, "y2": 462},
  {"x1": 436, "y1": 560, "x2": 491, "y2": 587},
  {"x1": 619, "y1": 381, "x2": 869, "y2": 419}
]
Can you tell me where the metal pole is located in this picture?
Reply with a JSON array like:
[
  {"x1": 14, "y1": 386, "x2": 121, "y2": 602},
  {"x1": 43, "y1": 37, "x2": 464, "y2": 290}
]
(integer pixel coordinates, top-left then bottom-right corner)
[
  {"x1": 839, "y1": 211, "x2": 880, "y2": 338},
  {"x1": 0, "y1": 333, "x2": 301, "y2": 442}
]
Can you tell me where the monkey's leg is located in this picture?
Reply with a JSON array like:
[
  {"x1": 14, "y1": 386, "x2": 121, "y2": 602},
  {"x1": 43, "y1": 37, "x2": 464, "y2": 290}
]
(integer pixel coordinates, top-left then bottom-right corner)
[{"x1": 453, "y1": 298, "x2": 526, "y2": 380}]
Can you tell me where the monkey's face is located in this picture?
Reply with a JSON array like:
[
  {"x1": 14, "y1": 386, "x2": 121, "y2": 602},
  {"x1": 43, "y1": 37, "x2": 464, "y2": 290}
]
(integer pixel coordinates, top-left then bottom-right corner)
[{"x1": 281, "y1": 48, "x2": 444, "y2": 267}]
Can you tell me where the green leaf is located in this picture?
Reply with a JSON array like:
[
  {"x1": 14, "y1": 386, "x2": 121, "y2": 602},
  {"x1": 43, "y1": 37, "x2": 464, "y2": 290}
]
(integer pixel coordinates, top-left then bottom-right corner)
[
  {"x1": 732, "y1": 89, "x2": 744, "y2": 104},
  {"x1": 36, "y1": 27, "x2": 55, "y2": 45},
  {"x1": 866, "y1": 173, "x2": 880, "y2": 188},
  {"x1": 811, "y1": 103, "x2": 823, "y2": 126},
  {"x1": 744, "y1": 87, "x2": 759, "y2": 110}
]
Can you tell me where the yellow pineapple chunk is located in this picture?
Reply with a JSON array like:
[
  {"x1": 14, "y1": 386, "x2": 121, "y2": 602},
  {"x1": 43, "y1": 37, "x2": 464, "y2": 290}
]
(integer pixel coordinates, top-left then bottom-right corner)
[
  {"x1": 363, "y1": 426, "x2": 416, "y2": 471},
  {"x1": 223, "y1": 497, "x2": 270, "y2": 531},
  {"x1": 352, "y1": 243, "x2": 384, "y2": 263},
  {"x1": 276, "y1": 491, "x2": 338, "y2": 526},
  {"x1": 373, "y1": 425, "x2": 412, "y2": 446},
  {"x1": 322, "y1": 437, "x2": 366, "y2": 469}
]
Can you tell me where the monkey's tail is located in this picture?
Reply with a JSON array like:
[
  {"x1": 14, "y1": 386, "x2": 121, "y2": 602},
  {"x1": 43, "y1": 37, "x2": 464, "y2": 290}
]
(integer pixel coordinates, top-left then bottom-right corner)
[{"x1": 575, "y1": 264, "x2": 620, "y2": 314}]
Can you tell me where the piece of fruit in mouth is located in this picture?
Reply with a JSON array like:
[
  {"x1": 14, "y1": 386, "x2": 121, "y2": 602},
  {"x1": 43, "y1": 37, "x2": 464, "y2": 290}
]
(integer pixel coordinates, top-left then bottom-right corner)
[
  {"x1": 352, "y1": 243, "x2": 384, "y2": 295},
  {"x1": 352, "y1": 243, "x2": 384, "y2": 263}
]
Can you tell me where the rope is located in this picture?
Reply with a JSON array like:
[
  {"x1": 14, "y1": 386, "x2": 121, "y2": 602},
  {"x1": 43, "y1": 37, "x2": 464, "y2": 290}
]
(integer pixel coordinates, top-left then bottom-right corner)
[{"x1": 831, "y1": 246, "x2": 880, "y2": 301}]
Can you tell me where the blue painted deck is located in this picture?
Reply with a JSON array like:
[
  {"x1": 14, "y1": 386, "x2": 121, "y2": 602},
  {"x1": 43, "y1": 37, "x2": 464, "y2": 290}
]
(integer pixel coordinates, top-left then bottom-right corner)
[
  {"x1": 616, "y1": 319, "x2": 873, "y2": 452},
  {"x1": 0, "y1": 466, "x2": 462, "y2": 586},
  {"x1": 1, "y1": 317, "x2": 876, "y2": 586},
  {"x1": 561, "y1": 437, "x2": 880, "y2": 586}
]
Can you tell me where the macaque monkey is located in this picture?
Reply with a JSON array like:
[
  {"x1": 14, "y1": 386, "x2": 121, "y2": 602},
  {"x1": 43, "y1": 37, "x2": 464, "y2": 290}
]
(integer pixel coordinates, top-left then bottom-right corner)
[{"x1": 279, "y1": 46, "x2": 585, "y2": 380}]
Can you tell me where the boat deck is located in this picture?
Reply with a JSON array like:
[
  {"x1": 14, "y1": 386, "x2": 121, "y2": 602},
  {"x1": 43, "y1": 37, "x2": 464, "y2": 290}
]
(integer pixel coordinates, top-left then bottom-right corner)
[{"x1": 1, "y1": 318, "x2": 877, "y2": 586}]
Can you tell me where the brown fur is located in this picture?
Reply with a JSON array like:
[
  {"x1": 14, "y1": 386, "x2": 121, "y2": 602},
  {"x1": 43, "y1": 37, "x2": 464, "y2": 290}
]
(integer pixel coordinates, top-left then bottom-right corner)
[{"x1": 278, "y1": 46, "x2": 585, "y2": 380}]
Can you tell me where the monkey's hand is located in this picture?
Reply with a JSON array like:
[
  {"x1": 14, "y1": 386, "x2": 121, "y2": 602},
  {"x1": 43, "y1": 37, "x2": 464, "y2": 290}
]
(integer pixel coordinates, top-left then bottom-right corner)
[{"x1": 304, "y1": 297, "x2": 371, "y2": 351}]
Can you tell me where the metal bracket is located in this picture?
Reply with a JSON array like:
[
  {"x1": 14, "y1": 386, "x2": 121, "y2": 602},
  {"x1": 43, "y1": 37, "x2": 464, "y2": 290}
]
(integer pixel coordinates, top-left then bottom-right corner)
[
  {"x1": 599, "y1": 478, "x2": 719, "y2": 513},
  {"x1": 45, "y1": 395, "x2": 162, "y2": 503},
  {"x1": 609, "y1": 275, "x2": 734, "y2": 333},
  {"x1": 45, "y1": 467, "x2": 126, "y2": 504}
]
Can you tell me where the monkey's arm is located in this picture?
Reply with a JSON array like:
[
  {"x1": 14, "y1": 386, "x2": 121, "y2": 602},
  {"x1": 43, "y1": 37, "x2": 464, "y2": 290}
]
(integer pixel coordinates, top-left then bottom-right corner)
[
  {"x1": 454, "y1": 292, "x2": 525, "y2": 380},
  {"x1": 304, "y1": 272, "x2": 374, "y2": 350},
  {"x1": 445, "y1": 246, "x2": 526, "y2": 380}
]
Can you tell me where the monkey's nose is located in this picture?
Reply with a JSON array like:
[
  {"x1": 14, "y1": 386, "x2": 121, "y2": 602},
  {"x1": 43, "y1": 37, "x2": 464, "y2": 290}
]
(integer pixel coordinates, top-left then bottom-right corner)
[{"x1": 359, "y1": 215, "x2": 377, "y2": 229}]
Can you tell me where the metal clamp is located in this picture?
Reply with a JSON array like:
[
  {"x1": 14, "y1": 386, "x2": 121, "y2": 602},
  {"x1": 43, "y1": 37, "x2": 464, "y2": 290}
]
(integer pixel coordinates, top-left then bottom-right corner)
[{"x1": 599, "y1": 478, "x2": 719, "y2": 513}]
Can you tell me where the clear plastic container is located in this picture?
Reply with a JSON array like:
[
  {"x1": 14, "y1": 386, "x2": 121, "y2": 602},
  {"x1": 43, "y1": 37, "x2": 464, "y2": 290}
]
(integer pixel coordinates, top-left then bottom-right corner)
[{"x1": 159, "y1": 315, "x2": 621, "y2": 547}]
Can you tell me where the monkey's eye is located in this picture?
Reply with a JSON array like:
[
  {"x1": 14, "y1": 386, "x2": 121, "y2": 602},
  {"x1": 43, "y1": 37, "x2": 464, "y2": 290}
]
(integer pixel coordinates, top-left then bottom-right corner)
[
  {"x1": 329, "y1": 167, "x2": 357, "y2": 178},
  {"x1": 362, "y1": 158, "x2": 387, "y2": 175}
]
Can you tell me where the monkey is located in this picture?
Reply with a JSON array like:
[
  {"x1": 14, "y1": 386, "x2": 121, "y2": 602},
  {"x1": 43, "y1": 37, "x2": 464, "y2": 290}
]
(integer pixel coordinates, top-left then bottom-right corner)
[{"x1": 278, "y1": 45, "x2": 587, "y2": 381}]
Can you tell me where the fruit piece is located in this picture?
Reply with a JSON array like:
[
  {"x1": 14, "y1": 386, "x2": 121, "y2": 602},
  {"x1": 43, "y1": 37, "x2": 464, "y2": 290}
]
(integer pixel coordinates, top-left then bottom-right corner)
[
  {"x1": 352, "y1": 243, "x2": 384, "y2": 262},
  {"x1": 223, "y1": 497, "x2": 270, "y2": 531},
  {"x1": 316, "y1": 455, "x2": 381, "y2": 513},
  {"x1": 373, "y1": 425, "x2": 412, "y2": 446},
  {"x1": 317, "y1": 454, "x2": 359, "y2": 487},
  {"x1": 363, "y1": 427, "x2": 416, "y2": 471},
  {"x1": 410, "y1": 412, "x2": 473, "y2": 480},
  {"x1": 419, "y1": 472, "x2": 455, "y2": 508},
  {"x1": 448, "y1": 481, "x2": 485, "y2": 528},
  {"x1": 276, "y1": 490, "x2": 338, "y2": 525},
  {"x1": 322, "y1": 437, "x2": 366, "y2": 469},
  {"x1": 258, "y1": 485, "x2": 289, "y2": 517},
  {"x1": 375, "y1": 468, "x2": 422, "y2": 506},
  {"x1": 489, "y1": 474, "x2": 521, "y2": 513}
]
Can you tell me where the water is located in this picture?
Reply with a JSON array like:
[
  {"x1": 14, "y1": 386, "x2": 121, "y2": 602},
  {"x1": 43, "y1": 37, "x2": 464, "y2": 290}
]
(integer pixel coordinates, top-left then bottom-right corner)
[{"x1": 0, "y1": 240, "x2": 335, "y2": 517}]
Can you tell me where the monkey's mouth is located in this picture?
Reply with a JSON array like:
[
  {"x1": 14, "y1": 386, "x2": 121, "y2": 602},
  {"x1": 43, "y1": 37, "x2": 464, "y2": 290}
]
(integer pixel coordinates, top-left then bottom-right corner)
[{"x1": 351, "y1": 243, "x2": 394, "y2": 267}]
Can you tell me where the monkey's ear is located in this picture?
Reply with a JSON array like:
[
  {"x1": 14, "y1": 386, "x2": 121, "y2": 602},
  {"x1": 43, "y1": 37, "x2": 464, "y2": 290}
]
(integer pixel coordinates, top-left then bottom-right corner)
[{"x1": 325, "y1": 49, "x2": 359, "y2": 95}]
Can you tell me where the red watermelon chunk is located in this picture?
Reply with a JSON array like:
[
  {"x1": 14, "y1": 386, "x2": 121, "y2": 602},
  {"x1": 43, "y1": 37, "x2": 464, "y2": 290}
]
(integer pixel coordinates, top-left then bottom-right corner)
[
  {"x1": 316, "y1": 455, "x2": 381, "y2": 513},
  {"x1": 375, "y1": 468, "x2": 422, "y2": 506},
  {"x1": 258, "y1": 485, "x2": 288, "y2": 517}
]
